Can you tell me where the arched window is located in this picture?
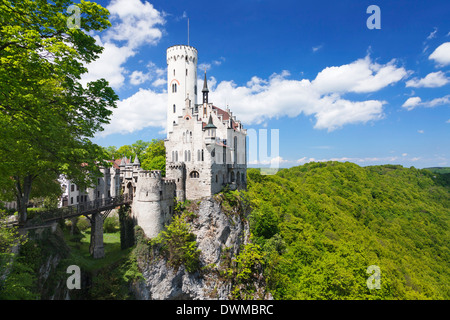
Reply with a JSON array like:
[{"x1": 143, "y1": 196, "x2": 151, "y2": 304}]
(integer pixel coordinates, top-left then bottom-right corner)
[
  {"x1": 201, "y1": 149, "x2": 204, "y2": 161},
  {"x1": 173, "y1": 69, "x2": 175, "y2": 76},
  {"x1": 197, "y1": 150, "x2": 201, "y2": 161},
  {"x1": 211, "y1": 148, "x2": 215, "y2": 159},
  {"x1": 175, "y1": 151, "x2": 178, "y2": 162},
  {"x1": 190, "y1": 131, "x2": 192, "y2": 141},
  {"x1": 188, "y1": 150, "x2": 191, "y2": 162},
  {"x1": 231, "y1": 171, "x2": 235, "y2": 183},
  {"x1": 172, "y1": 83, "x2": 177, "y2": 93},
  {"x1": 190, "y1": 171, "x2": 199, "y2": 178},
  {"x1": 173, "y1": 104, "x2": 176, "y2": 113}
]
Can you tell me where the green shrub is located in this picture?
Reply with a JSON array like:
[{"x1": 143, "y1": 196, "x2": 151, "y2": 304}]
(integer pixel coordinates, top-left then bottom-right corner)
[
  {"x1": 103, "y1": 216, "x2": 119, "y2": 233},
  {"x1": 154, "y1": 212, "x2": 201, "y2": 273},
  {"x1": 76, "y1": 217, "x2": 90, "y2": 232}
]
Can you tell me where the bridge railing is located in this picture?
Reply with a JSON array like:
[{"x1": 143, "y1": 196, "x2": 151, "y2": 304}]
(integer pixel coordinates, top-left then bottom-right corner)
[{"x1": 25, "y1": 194, "x2": 133, "y2": 227}]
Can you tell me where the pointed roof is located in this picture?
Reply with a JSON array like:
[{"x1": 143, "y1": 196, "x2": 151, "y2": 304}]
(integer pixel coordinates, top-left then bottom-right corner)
[
  {"x1": 133, "y1": 155, "x2": 140, "y2": 165},
  {"x1": 202, "y1": 70, "x2": 209, "y2": 93},
  {"x1": 204, "y1": 114, "x2": 216, "y2": 129}
]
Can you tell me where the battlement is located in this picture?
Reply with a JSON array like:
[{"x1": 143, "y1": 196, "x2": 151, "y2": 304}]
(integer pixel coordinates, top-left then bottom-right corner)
[
  {"x1": 167, "y1": 162, "x2": 186, "y2": 170},
  {"x1": 138, "y1": 170, "x2": 162, "y2": 179},
  {"x1": 162, "y1": 178, "x2": 176, "y2": 186},
  {"x1": 166, "y1": 45, "x2": 198, "y2": 64}
]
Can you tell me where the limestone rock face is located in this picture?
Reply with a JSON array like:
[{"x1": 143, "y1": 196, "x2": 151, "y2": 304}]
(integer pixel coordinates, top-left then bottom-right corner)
[{"x1": 132, "y1": 197, "x2": 254, "y2": 300}]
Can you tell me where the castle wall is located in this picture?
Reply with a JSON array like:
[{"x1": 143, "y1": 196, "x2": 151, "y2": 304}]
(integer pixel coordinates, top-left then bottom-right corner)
[{"x1": 131, "y1": 170, "x2": 176, "y2": 238}]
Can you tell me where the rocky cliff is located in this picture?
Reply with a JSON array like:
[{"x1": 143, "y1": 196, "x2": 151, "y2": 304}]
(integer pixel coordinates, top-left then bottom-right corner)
[{"x1": 131, "y1": 196, "x2": 271, "y2": 300}]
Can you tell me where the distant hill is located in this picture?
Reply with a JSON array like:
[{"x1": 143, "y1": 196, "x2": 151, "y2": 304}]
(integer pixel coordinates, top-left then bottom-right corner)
[
  {"x1": 246, "y1": 161, "x2": 450, "y2": 300},
  {"x1": 424, "y1": 167, "x2": 450, "y2": 174}
]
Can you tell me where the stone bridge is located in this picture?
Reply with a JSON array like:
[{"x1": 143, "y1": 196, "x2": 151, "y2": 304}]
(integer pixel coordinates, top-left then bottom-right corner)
[{"x1": 10, "y1": 194, "x2": 133, "y2": 259}]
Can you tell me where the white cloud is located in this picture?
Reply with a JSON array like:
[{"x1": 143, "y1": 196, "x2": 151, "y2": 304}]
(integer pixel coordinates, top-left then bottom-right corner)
[
  {"x1": 130, "y1": 70, "x2": 150, "y2": 85},
  {"x1": 81, "y1": 41, "x2": 135, "y2": 89},
  {"x1": 402, "y1": 95, "x2": 450, "y2": 110},
  {"x1": 427, "y1": 28, "x2": 438, "y2": 40},
  {"x1": 312, "y1": 45, "x2": 323, "y2": 52},
  {"x1": 104, "y1": 0, "x2": 165, "y2": 49},
  {"x1": 429, "y1": 42, "x2": 450, "y2": 66},
  {"x1": 208, "y1": 55, "x2": 406, "y2": 132},
  {"x1": 402, "y1": 153, "x2": 408, "y2": 157},
  {"x1": 312, "y1": 56, "x2": 408, "y2": 94},
  {"x1": 418, "y1": 130, "x2": 424, "y2": 134},
  {"x1": 81, "y1": 0, "x2": 165, "y2": 90},
  {"x1": 98, "y1": 88, "x2": 167, "y2": 137},
  {"x1": 406, "y1": 71, "x2": 449, "y2": 88},
  {"x1": 402, "y1": 97, "x2": 422, "y2": 110}
]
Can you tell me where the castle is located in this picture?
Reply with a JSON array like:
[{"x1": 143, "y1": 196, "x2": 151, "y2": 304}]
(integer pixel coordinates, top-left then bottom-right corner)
[{"x1": 62, "y1": 45, "x2": 247, "y2": 238}]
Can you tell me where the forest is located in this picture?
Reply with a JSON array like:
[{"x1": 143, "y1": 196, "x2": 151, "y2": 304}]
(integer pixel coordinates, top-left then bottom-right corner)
[{"x1": 245, "y1": 162, "x2": 450, "y2": 299}]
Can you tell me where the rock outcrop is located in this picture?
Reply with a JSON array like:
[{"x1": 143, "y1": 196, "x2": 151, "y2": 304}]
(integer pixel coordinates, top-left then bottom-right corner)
[{"x1": 131, "y1": 197, "x2": 270, "y2": 300}]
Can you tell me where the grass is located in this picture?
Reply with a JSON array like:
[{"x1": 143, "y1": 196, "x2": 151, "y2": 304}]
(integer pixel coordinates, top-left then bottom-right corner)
[{"x1": 64, "y1": 229, "x2": 132, "y2": 272}]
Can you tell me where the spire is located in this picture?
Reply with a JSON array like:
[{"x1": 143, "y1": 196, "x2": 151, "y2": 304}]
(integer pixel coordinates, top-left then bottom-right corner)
[
  {"x1": 202, "y1": 70, "x2": 209, "y2": 104},
  {"x1": 202, "y1": 70, "x2": 209, "y2": 93},
  {"x1": 133, "y1": 155, "x2": 140, "y2": 165},
  {"x1": 204, "y1": 114, "x2": 216, "y2": 129}
]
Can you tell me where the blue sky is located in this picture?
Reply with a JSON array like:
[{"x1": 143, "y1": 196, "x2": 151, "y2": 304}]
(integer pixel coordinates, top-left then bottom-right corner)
[{"x1": 84, "y1": 0, "x2": 450, "y2": 169}]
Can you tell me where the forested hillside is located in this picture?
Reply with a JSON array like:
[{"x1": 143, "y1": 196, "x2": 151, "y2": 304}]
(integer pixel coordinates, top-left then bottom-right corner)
[{"x1": 246, "y1": 162, "x2": 449, "y2": 299}]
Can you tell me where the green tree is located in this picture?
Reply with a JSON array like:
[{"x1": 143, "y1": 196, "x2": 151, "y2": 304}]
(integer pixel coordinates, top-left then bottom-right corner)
[
  {"x1": 141, "y1": 139, "x2": 166, "y2": 175},
  {"x1": 0, "y1": 0, "x2": 118, "y2": 224}
]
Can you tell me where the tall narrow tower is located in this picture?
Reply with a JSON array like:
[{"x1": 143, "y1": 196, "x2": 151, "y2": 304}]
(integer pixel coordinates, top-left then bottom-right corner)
[{"x1": 166, "y1": 45, "x2": 198, "y2": 135}]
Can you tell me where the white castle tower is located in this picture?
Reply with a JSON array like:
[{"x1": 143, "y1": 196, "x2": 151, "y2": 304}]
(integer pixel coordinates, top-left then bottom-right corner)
[{"x1": 166, "y1": 45, "x2": 198, "y2": 135}]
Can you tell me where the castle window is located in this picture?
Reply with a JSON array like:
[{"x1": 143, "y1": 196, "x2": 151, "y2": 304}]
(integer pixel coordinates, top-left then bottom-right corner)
[
  {"x1": 172, "y1": 83, "x2": 177, "y2": 93},
  {"x1": 216, "y1": 175, "x2": 218, "y2": 183},
  {"x1": 237, "y1": 172, "x2": 240, "y2": 184},
  {"x1": 201, "y1": 149, "x2": 204, "y2": 161},
  {"x1": 211, "y1": 148, "x2": 215, "y2": 159},
  {"x1": 173, "y1": 104, "x2": 176, "y2": 113},
  {"x1": 175, "y1": 151, "x2": 178, "y2": 162},
  {"x1": 173, "y1": 69, "x2": 175, "y2": 76},
  {"x1": 190, "y1": 171, "x2": 199, "y2": 178},
  {"x1": 71, "y1": 184, "x2": 74, "y2": 192},
  {"x1": 231, "y1": 171, "x2": 235, "y2": 183},
  {"x1": 197, "y1": 150, "x2": 201, "y2": 161},
  {"x1": 71, "y1": 197, "x2": 73, "y2": 204},
  {"x1": 186, "y1": 69, "x2": 188, "y2": 76},
  {"x1": 194, "y1": 85, "x2": 197, "y2": 95}
]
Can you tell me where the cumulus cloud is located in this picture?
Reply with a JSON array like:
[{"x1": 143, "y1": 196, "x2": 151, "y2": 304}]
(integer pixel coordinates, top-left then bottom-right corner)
[
  {"x1": 429, "y1": 42, "x2": 450, "y2": 66},
  {"x1": 406, "y1": 71, "x2": 449, "y2": 88},
  {"x1": 81, "y1": 0, "x2": 165, "y2": 90},
  {"x1": 208, "y1": 55, "x2": 406, "y2": 131},
  {"x1": 402, "y1": 95, "x2": 450, "y2": 110},
  {"x1": 98, "y1": 89, "x2": 167, "y2": 137}
]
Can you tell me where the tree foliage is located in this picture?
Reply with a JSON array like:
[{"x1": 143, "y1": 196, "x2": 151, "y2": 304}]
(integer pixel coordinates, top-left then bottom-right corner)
[
  {"x1": 0, "y1": 0, "x2": 118, "y2": 223},
  {"x1": 246, "y1": 162, "x2": 450, "y2": 300}
]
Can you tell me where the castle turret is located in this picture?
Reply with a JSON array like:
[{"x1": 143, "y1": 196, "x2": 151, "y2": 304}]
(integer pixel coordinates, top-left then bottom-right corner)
[
  {"x1": 166, "y1": 162, "x2": 186, "y2": 202},
  {"x1": 166, "y1": 45, "x2": 198, "y2": 135}
]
